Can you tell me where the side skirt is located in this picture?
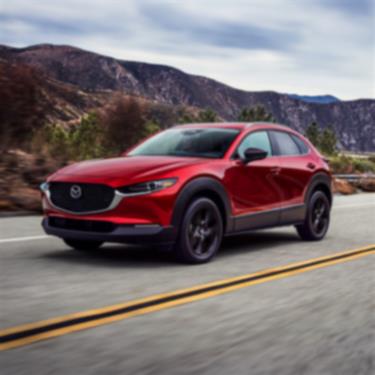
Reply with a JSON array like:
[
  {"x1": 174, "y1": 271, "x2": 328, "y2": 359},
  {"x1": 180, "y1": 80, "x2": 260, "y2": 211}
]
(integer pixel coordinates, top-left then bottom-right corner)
[
  {"x1": 280, "y1": 204, "x2": 306, "y2": 225},
  {"x1": 230, "y1": 204, "x2": 306, "y2": 233}
]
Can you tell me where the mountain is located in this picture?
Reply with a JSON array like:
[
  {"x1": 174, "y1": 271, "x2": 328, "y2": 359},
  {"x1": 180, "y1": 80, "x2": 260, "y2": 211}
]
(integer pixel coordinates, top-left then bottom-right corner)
[
  {"x1": 287, "y1": 94, "x2": 340, "y2": 104},
  {"x1": 0, "y1": 44, "x2": 374, "y2": 152}
]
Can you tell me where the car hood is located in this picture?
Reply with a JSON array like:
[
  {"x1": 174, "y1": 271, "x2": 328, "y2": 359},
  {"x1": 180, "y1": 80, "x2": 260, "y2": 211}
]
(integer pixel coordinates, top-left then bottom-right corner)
[{"x1": 52, "y1": 156, "x2": 209, "y2": 185}]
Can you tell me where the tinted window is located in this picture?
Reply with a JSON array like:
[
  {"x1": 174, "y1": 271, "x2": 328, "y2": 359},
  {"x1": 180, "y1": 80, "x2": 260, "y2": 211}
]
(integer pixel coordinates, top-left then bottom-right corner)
[
  {"x1": 237, "y1": 131, "x2": 272, "y2": 158},
  {"x1": 291, "y1": 134, "x2": 309, "y2": 154},
  {"x1": 128, "y1": 128, "x2": 239, "y2": 159},
  {"x1": 271, "y1": 131, "x2": 301, "y2": 156}
]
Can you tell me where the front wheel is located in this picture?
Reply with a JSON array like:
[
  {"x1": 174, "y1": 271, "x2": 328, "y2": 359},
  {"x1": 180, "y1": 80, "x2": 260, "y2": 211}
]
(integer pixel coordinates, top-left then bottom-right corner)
[
  {"x1": 63, "y1": 239, "x2": 103, "y2": 251},
  {"x1": 175, "y1": 197, "x2": 223, "y2": 264},
  {"x1": 296, "y1": 191, "x2": 330, "y2": 241}
]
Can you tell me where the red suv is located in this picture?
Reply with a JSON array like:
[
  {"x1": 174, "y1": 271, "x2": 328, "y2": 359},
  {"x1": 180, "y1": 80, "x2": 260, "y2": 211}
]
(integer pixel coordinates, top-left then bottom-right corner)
[{"x1": 41, "y1": 123, "x2": 332, "y2": 263}]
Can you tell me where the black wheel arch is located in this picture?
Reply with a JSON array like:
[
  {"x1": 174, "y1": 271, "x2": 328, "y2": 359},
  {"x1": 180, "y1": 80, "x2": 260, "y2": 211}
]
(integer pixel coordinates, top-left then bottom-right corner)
[
  {"x1": 304, "y1": 172, "x2": 333, "y2": 207},
  {"x1": 171, "y1": 177, "x2": 234, "y2": 233}
]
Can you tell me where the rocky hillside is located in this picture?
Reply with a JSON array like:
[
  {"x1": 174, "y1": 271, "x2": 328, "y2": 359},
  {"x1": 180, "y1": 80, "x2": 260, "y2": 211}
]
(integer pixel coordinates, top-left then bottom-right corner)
[
  {"x1": 1, "y1": 44, "x2": 374, "y2": 151},
  {"x1": 0, "y1": 58, "x2": 110, "y2": 126}
]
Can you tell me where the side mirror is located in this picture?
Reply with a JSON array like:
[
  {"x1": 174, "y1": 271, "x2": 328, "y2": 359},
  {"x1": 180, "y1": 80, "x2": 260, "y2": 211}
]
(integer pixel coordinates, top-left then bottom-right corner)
[{"x1": 242, "y1": 147, "x2": 268, "y2": 163}]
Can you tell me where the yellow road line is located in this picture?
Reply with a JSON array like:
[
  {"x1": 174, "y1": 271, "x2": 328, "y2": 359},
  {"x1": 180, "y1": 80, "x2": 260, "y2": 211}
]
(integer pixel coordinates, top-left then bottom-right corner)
[{"x1": 0, "y1": 244, "x2": 374, "y2": 351}]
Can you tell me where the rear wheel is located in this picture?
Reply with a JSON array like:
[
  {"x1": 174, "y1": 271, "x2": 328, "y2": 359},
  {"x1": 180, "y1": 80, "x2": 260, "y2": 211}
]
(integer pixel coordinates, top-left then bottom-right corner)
[
  {"x1": 175, "y1": 197, "x2": 223, "y2": 264},
  {"x1": 296, "y1": 190, "x2": 330, "y2": 241},
  {"x1": 63, "y1": 239, "x2": 103, "y2": 251}
]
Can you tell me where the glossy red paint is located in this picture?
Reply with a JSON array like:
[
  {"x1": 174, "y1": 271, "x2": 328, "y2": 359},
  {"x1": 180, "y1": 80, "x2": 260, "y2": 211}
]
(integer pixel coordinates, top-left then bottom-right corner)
[{"x1": 42, "y1": 123, "x2": 331, "y2": 238}]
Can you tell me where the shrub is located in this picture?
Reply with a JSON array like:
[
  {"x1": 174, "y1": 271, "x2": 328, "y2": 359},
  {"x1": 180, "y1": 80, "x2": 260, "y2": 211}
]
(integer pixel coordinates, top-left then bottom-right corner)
[
  {"x1": 351, "y1": 158, "x2": 375, "y2": 173},
  {"x1": 328, "y1": 154, "x2": 375, "y2": 174}
]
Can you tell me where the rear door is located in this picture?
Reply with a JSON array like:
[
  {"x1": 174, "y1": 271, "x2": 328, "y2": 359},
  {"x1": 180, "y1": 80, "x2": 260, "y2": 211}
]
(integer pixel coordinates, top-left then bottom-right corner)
[
  {"x1": 268, "y1": 130, "x2": 314, "y2": 224},
  {"x1": 225, "y1": 130, "x2": 283, "y2": 231}
]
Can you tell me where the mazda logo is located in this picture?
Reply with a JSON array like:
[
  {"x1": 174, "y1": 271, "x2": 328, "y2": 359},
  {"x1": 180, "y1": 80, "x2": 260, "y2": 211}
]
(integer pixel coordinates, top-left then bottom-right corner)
[{"x1": 70, "y1": 185, "x2": 82, "y2": 199}]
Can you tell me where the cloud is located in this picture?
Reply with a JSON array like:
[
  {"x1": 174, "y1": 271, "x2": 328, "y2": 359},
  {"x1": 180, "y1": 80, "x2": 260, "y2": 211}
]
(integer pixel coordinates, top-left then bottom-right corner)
[
  {"x1": 0, "y1": 0, "x2": 373, "y2": 99},
  {"x1": 318, "y1": 0, "x2": 373, "y2": 17},
  {"x1": 0, "y1": 14, "x2": 91, "y2": 35},
  {"x1": 138, "y1": 2, "x2": 299, "y2": 51}
]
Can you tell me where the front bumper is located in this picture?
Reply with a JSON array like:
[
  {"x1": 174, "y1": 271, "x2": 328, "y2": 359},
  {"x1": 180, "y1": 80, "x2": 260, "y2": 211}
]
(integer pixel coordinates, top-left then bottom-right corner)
[{"x1": 42, "y1": 217, "x2": 177, "y2": 246}]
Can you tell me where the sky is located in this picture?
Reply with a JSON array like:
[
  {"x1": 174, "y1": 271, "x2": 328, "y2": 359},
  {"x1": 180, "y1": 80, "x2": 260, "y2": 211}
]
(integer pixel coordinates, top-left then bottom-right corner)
[{"x1": 1, "y1": 0, "x2": 374, "y2": 99}]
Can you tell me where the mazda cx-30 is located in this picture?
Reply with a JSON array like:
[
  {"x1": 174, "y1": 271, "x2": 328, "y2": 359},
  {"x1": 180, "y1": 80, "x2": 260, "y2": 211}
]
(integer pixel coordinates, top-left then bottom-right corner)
[{"x1": 41, "y1": 123, "x2": 332, "y2": 263}]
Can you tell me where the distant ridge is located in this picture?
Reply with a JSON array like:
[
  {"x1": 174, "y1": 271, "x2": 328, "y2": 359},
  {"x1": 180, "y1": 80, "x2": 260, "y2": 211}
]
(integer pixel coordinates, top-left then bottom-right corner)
[{"x1": 287, "y1": 94, "x2": 340, "y2": 104}]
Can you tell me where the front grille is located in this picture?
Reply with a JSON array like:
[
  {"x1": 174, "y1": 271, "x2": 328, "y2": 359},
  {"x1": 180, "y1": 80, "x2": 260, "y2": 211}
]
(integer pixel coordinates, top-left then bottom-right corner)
[
  {"x1": 49, "y1": 217, "x2": 115, "y2": 232},
  {"x1": 49, "y1": 182, "x2": 114, "y2": 213}
]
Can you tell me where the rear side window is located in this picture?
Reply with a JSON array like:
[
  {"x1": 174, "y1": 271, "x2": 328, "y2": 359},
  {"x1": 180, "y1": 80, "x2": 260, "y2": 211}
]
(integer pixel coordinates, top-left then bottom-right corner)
[
  {"x1": 237, "y1": 131, "x2": 272, "y2": 158},
  {"x1": 291, "y1": 135, "x2": 309, "y2": 154},
  {"x1": 270, "y1": 131, "x2": 301, "y2": 156}
]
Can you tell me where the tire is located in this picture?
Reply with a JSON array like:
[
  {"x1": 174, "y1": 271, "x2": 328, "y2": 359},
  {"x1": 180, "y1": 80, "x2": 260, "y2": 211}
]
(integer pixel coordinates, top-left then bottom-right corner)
[
  {"x1": 63, "y1": 239, "x2": 103, "y2": 251},
  {"x1": 296, "y1": 190, "x2": 330, "y2": 241},
  {"x1": 175, "y1": 197, "x2": 223, "y2": 264}
]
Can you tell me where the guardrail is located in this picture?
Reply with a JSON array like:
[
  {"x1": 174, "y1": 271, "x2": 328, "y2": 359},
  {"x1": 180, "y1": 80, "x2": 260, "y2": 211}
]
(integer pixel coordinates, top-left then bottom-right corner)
[{"x1": 334, "y1": 174, "x2": 375, "y2": 182}]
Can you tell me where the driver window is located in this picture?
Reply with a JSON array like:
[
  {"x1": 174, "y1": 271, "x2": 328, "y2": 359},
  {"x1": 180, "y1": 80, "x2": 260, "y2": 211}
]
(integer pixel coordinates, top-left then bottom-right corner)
[{"x1": 237, "y1": 131, "x2": 272, "y2": 159}]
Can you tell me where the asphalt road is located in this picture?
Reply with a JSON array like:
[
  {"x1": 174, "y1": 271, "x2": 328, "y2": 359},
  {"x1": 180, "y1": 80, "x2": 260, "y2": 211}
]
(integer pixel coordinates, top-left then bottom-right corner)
[{"x1": 0, "y1": 193, "x2": 374, "y2": 375}]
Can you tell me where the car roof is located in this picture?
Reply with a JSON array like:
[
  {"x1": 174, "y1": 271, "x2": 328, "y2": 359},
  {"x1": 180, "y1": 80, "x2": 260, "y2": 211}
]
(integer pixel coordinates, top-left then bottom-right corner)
[{"x1": 173, "y1": 122, "x2": 292, "y2": 132}]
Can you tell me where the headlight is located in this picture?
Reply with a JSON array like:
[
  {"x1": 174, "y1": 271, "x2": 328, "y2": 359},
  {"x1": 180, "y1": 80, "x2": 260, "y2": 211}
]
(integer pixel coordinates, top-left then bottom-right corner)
[
  {"x1": 117, "y1": 178, "x2": 177, "y2": 195},
  {"x1": 40, "y1": 182, "x2": 50, "y2": 192}
]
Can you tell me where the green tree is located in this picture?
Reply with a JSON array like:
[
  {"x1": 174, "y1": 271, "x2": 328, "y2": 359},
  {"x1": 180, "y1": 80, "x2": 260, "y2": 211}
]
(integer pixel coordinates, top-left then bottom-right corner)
[
  {"x1": 44, "y1": 124, "x2": 70, "y2": 159},
  {"x1": 177, "y1": 111, "x2": 196, "y2": 124},
  {"x1": 198, "y1": 108, "x2": 218, "y2": 122},
  {"x1": 237, "y1": 105, "x2": 274, "y2": 122},
  {"x1": 71, "y1": 113, "x2": 104, "y2": 160},
  {"x1": 177, "y1": 108, "x2": 219, "y2": 124},
  {"x1": 319, "y1": 126, "x2": 337, "y2": 156},
  {"x1": 305, "y1": 122, "x2": 320, "y2": 147}
]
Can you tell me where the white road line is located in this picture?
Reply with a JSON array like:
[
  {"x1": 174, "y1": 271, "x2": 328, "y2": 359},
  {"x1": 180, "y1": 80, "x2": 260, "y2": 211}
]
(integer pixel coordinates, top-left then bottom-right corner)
[{"x1": 0, "y1": 235, "x2": 50, "y2": 244}]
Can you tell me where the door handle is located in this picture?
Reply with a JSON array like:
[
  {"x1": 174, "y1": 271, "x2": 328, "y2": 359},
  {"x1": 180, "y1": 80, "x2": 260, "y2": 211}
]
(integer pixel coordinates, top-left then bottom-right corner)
[
  {"x1": 307, "y1": 162, "x2": 316, "y2": 170},
  {"x1": 270, "y1": 167, "x2": 281, "y2": 175}
]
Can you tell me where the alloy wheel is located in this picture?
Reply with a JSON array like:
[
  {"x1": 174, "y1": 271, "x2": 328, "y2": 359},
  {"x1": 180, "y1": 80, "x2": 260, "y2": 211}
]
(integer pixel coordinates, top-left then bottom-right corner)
[
  {"x1": 311, "y1": 197, "x2": 329, "y2": 236},
  {"x1": 188, "y1": 207, "x2": 219, "y2": 257}
]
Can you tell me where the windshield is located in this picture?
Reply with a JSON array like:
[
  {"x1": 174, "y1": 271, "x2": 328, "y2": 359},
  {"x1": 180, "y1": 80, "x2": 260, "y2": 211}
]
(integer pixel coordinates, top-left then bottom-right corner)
[{"x1": 128, "y1": 128, "x2": 240, "y2": 159}]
